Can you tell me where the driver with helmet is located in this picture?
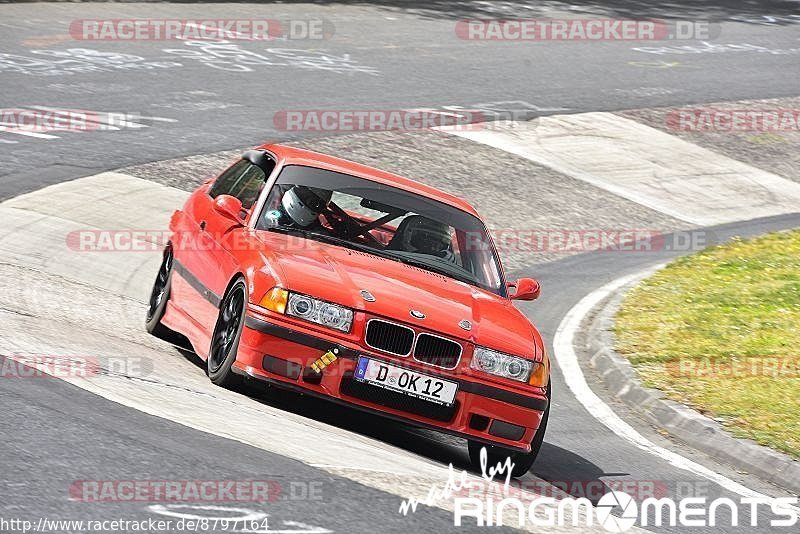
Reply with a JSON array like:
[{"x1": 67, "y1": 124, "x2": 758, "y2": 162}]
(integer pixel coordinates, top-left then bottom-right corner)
[
  {"x1": 281, "y1": 186, "x2": 332, "y2": 227},
  {"x1": 264, "y1": 185, "x2": 332, "y2": 231},
  {"x1": 267, "y1": 187, "x2": 455, "y2": 262},
  {"x1": 389, "y1": 215, "x2": 456, "y2": 262}
]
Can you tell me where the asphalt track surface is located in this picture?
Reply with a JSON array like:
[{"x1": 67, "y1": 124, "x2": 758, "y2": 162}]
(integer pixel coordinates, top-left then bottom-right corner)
[
  {"x1": 1, "y1": 1, "x2": 800, "y2": 199},
  {"x1": 1, "y1": 2, "x2": 800, "y2": 533},
  {"x1": 0, "y1": 354, "x2": 471, "y2": 533}
]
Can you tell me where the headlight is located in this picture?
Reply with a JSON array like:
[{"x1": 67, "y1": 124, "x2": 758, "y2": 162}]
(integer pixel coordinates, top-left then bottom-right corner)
[
  {"x1": 471, "y1": 346, "x2": 536, "y2": 382},
  {"x1": 286, "y1": 292, "x2": 353, "y2": 332},
  {"x1": 259, "y1": 288, "x2": 354, "y2": 333}
]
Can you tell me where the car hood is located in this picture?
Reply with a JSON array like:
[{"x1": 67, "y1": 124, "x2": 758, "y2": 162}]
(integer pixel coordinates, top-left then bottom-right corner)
[{"x1": 254, "y1": 232, "x2": 541, "y2": 357}]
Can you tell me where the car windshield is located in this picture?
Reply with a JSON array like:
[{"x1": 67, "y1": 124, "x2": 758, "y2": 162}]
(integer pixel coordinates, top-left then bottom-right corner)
[{"x1": 255, "y1": 165, "x2": 506, "y2": 296}]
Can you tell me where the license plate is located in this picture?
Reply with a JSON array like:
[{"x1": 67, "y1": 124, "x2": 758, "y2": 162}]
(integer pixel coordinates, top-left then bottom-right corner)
[{"x1": 354, "y1": 357, "x2": 458, "y2": 406}]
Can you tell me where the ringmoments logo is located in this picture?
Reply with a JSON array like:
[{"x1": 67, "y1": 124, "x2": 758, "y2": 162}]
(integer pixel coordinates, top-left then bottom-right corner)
[
  {"x1": 398, "y1": 448, "x2": 800, "y2": 530},
  {"x1": 453, "y1": 491, "x2": 799, "y2": 530}
]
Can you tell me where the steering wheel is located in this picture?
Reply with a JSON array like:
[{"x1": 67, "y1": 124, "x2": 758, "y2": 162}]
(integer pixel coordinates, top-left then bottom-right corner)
[{"x1": 323, "y1": 202, "x2": 385, "y2": 248}]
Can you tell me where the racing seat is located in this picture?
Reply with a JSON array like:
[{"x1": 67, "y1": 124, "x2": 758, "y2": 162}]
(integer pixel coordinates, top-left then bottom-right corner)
[{"x1": 387, "y1": 215, "x2": 454, "y2": 260}]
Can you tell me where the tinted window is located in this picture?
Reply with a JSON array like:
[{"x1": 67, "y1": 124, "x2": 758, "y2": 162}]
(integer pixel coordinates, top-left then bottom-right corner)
[
  {"x1": 208, "y1": 160, "x2": 248, "y2": 199},
  {"x1": 208, "y1": 160, "x2": 269, "y2": 209}
]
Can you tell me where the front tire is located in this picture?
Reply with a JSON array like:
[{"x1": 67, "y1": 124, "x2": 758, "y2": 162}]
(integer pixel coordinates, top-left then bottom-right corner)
[
  {"x1": 145, "y1": 245, "x2": 173, "y2": 338},
  {"x1": 207, "y1": 278, "x2": 246, "y2": 388},
  {"x1": 468, "y1": 380, "x2": 551, "y2": 478}
]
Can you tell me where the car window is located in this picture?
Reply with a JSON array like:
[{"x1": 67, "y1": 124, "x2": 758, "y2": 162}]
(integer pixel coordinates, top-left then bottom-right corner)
[
  {"x1": 256, "y1": 165, "x2": 505, "y2": 296},
  {"x1": 208, "y1": 160, "x2": 268, "y2": 209},
  {"x1": 208, "y1": 160, "x2": 248, "y2": 198},
  {"x1": 229, "y1": 165, "x2": 267, "y2": 209},
  {"x1": 330, "y1": 191, "x2": 389, "y2": 220}
]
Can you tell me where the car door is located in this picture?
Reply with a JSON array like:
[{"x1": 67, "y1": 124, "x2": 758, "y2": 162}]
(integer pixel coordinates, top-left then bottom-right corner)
[
  {"x1": 200, "y1": 161, "x2": 270, "y2": 301},
  {"x1": 172, "y1": 158, "x2": 270, "y2": 346}
]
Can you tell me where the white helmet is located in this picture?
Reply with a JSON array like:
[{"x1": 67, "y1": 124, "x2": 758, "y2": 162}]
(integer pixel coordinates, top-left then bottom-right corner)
[
  {"x1": 400, "y1": 216, "x2": 452, "y2": 257},
  {"x1": 281, "y1": 186, "x2": 331, "y2": 227}
]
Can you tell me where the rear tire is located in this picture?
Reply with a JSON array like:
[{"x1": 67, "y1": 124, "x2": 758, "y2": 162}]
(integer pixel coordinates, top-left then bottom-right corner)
[
  {"x1": 207, "y1": 278, "x2": 246, "y2": 389},
  {"x1": 468, "y1": 380, "x2": 551, "y2": 478},
  {"x1": 145, "y1": 245, "x2": 174, "y2": 338}
]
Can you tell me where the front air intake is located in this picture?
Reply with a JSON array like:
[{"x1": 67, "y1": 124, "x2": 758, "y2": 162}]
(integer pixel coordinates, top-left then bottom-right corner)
[
  {"x1": 413, "y1": 333, "x2": 462, "y2": 369},
  {"x1": 365, "y1": 319, "x2": 414, "y2": 356}
]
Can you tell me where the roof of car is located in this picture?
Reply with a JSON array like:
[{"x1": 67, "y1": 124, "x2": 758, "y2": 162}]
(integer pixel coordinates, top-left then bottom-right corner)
[{"x1": 259, "y1": 143, "x2": 481, "y2": 218}]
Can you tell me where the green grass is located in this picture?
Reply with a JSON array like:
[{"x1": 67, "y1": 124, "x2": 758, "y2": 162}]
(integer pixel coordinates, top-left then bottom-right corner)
[{"x1": 615, "y1": 229, "x2": 800, "y2": 458}]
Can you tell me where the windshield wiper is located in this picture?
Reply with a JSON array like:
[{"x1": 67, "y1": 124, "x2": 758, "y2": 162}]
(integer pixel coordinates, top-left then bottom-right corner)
[
  {"x1": 268, "y1": 225, "x2": 374, "y2": 254},
  {"x1": 305, "y1": 231, "x2": 376, "y2": 253},
  {"x1": 384, "y1": 252, "x2": 478, "y2": 285}
]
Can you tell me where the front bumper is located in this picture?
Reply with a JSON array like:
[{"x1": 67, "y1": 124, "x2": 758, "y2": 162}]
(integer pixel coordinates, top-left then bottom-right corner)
[{"x1": 234, "y1": 311, "x2": 548, "y2": 452}]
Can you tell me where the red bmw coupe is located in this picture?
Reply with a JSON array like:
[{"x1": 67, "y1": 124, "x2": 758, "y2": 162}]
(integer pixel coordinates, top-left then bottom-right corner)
[{"x1": 146, "y1": 144, "x2": 550, "y2": 476}]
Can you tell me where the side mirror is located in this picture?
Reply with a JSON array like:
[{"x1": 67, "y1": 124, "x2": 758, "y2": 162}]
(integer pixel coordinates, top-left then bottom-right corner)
[
  {"x1": 508, "y1": 278, "x2": 540, "y2": 301},
  {"x1": 213, "y1": 195, "x2": 246, "y2": 225}
]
